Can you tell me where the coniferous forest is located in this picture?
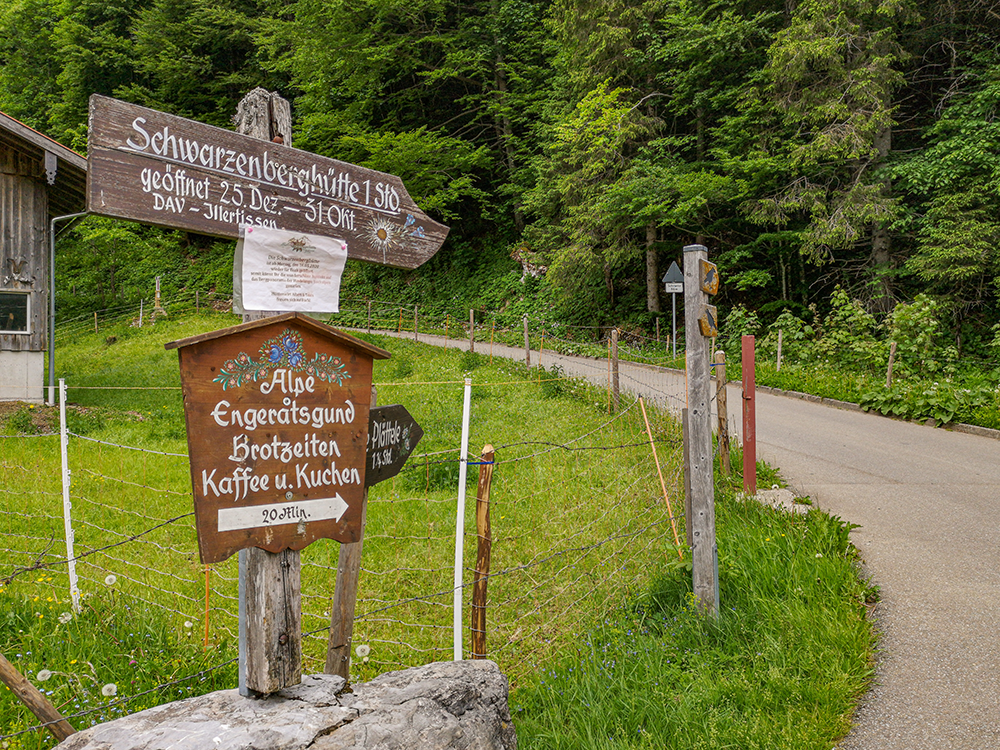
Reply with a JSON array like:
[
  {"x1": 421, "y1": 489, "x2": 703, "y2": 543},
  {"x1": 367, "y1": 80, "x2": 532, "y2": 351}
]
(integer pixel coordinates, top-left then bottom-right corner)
[{"x1": 4, "y1": 0, "x2": 1000, "y2": 353}]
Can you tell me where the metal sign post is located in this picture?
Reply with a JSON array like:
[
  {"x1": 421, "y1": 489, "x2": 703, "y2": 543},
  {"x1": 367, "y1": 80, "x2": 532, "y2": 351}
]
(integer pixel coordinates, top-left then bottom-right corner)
[{"x1": 662, "y1": 261, "x2": 684, "y2": 359}]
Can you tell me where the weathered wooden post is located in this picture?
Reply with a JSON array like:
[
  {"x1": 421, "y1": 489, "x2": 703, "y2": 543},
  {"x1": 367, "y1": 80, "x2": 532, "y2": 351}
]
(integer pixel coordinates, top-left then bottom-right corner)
[
  {"x1": 715, "y1": 350, "x2": 730, "y2": 475},
  {"x1": 684, "y1": 243, "x2": 719, "y2": 616},
  {"x1": 776, "y1": 328, "x2": 783, "y2": 371},
  {"x1": 470, "y1": 445, "x2": 495, "y2": 659},
  {"x1": 469, "y1": 309, "x2": 475, "y2": 353},
  {"x1": 886, "y1": 340, "x2": 897, "y2": 388},
  {"x1": 414, "y1": 305, "x2": 419, "y2": 342},
  {"x1": 327, "y1": 386, "x2": 377, "y2": 678},
  {"x1": 0, "y1": 652, "x2": 76, "y2": 741},
  {"x1": 611, "y1": 328, "x2": 620, "y2": 412},
  {"x1": 523, "y1": 314, "x2": 531, "y2": 367},
  {"x1": 233, "y1": 89, "x2": 300, "y2": 696}
]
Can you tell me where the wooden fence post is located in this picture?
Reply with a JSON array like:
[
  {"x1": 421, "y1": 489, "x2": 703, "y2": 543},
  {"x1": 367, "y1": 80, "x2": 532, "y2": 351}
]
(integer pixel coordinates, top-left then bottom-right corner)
[
  {"x1": 715, "y1": 350, "x2": 730, "y2": 475},
  {"x1": 470, "y1": 445, "x2": 495, "y2": 659},
  {"x1": 469, "y1": 309, "x2": 475, "y2": 353},
  {"x1": 367, "y1": 300, "x2": 372, "y2": 333},
  {"x1": 523, "y1": 315, "x2": 530, "y2": 367},
  {"x1": 414, "y1": 305, "x2": 419, "y2": 342},
  {"x1": 326, "y1": 386, "x2": 377, "y2": 679},
  {"x1": 611, "y1": 328, "x2": 620, "y2": 412},
  {"x1": 886, "y1": 340, "x2": 897, "y2": 388},
  {"x1": 776, "y1": 328, "x2": 783, "y2": 371},
  {"x1": 684, "y1": 243, "x2": 718, "y2": 617},
  {"x1": 0, "y1": 652, "x2": 76, "y2": 741},
  {"x1": 93, "y1": 311, "x2": 97, "y2": 333}
]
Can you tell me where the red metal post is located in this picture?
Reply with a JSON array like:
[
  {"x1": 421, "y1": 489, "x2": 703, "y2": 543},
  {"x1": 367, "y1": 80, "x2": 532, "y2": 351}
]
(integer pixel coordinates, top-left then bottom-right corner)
[{"x1": 741, "y1": 335, "x2": 756, "y2": 495}]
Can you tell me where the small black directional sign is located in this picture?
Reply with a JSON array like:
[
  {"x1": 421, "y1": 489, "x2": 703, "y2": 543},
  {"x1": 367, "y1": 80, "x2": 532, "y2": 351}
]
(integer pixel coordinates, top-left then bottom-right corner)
[
  {"x1": 366, "y1": 405, "x2": 424, "y2": 487},
  {"x1": 662, "y1": 261, "x2": 684, "y2": 294}
]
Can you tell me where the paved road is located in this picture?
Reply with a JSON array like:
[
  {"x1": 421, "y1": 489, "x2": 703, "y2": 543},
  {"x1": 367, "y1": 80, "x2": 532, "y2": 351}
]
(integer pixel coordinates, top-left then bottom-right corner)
[{"x1": 398, "y1": 331, "x2": 1000, "y2": 747}]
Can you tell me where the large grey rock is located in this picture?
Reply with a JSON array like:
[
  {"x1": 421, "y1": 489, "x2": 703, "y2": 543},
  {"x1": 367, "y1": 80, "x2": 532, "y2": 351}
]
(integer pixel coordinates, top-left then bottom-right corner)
[{"x1": 56, "y1": 660, "x2": 516, "y2": 750}]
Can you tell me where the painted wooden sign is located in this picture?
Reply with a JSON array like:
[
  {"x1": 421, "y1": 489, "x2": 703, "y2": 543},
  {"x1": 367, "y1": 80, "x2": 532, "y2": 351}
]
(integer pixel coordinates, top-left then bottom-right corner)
[
  {"x1": 165, "y1": 313, "x2": 390, "y2": 564},
  {"x1": 365, "y1": 404, "x2": 424, "y2": 487},
  {"x1": 87, "y1": 95, "x2": 449, "y2": 269}
]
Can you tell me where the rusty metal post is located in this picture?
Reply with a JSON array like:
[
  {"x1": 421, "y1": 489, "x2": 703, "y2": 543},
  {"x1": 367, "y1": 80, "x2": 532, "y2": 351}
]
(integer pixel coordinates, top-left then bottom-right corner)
[{"x1": 742, "y1": 335, "x2": 756, "y2": 496}]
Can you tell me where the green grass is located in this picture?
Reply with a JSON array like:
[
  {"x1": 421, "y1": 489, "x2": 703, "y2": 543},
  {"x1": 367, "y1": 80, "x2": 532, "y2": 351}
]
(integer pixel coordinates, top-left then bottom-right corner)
[
  {"x1": 512, "y1": 485, "x2": 877, "y2": 749},
  {"x1": 1, "y1": 308, "x2": 874, "y2": 749}
]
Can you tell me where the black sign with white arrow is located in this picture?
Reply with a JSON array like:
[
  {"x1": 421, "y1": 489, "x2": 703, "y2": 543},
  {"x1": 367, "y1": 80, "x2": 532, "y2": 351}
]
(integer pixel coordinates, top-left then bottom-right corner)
[{"x1": 366, "y1": 404, "x2": 424, "y2": 487}]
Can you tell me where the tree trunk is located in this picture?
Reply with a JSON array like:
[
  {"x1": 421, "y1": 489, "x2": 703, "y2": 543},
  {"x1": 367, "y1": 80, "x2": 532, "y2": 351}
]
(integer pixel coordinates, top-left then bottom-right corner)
[
  {"x1": 646, "y1": 221, "x2": 660, "y2": 312},
  {"x1": 869, "y1": 125, "x2": 893, "y2": 314}
]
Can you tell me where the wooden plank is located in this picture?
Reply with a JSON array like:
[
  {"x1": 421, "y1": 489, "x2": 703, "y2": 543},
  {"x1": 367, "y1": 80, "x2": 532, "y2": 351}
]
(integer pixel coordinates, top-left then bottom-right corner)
[
  {"x1": 87, "y1": 95, "x2": 449, "y2": 269},
  {"x1": 684, "y1": 244, "x2": 718, "y2": 616},
  {"x1": 471, "y1": 445, "x2": 495, "y2": 659},
  {"x1": 715, "y1": 351, "x2": 730, "y2": 475},
  {"x1": 239, "y1": 547, "x2": 302, "y2": 694},
  {"x1": 0, "y1": 651, "x2": 76, "y2": 741},
  {"x1": 326, "y1": 386, "x2": 377, "y2": 679}
]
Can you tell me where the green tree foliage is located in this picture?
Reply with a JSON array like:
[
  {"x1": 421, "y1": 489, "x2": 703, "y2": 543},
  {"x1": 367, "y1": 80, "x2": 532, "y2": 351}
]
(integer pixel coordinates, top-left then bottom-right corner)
[{"x1": 8, "y1": 0, "x2": 1000, "y2": 347}]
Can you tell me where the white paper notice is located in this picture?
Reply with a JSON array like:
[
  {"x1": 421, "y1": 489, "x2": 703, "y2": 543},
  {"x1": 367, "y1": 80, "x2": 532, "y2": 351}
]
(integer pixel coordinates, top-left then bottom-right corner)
[{"x1": 241, "y1": 226, "x2": 348, "y2": 313}]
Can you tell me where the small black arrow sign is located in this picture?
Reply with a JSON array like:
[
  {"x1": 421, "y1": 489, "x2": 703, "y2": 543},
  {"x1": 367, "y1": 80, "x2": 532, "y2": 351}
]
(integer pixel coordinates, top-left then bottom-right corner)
[{"x1": 366, "y1": 405, "x2": 424, "y2": 487}]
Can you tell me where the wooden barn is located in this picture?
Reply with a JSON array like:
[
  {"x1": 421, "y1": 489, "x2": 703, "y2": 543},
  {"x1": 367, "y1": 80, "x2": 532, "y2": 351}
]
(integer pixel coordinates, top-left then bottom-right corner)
[{"x1": 0, "y1": 112, "x2": 86, "y2": 402}]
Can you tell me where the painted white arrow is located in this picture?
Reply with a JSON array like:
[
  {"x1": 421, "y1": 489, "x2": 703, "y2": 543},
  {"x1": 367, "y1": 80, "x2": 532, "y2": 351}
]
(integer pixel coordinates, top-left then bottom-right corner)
[{"x1": 218, "y1": 494, "x2": 349, "y2": 532}]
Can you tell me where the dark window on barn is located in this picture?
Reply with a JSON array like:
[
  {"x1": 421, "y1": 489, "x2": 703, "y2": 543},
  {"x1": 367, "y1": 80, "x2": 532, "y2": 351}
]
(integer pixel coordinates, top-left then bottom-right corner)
[{"x1": 0, "y1": 292, "x2": 29, "y2": 333}]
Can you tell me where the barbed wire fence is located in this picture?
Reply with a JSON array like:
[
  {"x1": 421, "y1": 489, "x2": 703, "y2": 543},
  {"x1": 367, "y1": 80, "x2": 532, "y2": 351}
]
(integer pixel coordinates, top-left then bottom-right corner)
[{"x1": 0, "y1": 365, "x2": 686, "y2": 743}]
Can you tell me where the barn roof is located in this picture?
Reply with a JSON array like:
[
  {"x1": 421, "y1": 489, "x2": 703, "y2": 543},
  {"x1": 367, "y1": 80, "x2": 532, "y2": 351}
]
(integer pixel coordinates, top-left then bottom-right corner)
[{"x1": 0, "y1": 111, "x2": 86, "y2": 216}]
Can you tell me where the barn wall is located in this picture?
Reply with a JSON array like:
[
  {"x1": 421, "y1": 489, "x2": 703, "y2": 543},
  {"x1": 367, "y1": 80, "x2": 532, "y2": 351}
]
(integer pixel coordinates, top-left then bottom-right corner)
[{"x1": 0, "y1": 144, "x2": 48, "y2": 354}]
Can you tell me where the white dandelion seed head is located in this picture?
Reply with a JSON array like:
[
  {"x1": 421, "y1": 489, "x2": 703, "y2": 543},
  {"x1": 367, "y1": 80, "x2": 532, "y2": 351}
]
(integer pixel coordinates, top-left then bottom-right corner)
[
  {"x1": 104, "y1": 574, "x2": 117, "y2": 586},
  {"x1": 36, "y1": 669, "x2": 52, "y2": 682},
  {"x1": 355, "y1": 644, "x2": 370, "y2": 658},
  {"x1": 101, "y1": 683, "x2": 117, "y2": 697},
  {"x1": 58, "y1": 612, "x2": 73, "y2": 624},
  {"x1": 184, "y1": 621, "x2": 194, "y2": 629}
]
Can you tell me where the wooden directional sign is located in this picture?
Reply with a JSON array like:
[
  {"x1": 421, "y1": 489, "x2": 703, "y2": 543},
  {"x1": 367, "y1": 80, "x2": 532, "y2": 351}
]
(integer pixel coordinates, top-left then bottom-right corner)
[
  {"x1": 87, "y1": 95, "x2": 449, "y2": 269},
  {"x1": 165, "y1": 313, "x2": 390, "y2": 564},
  {"x1": 365, "y1": 405, "x2": 424, "y2": 487},
  {"x1": 699, "y1": 305, "x2": 719, "y2": 338},
  {"x1": 700, "y1": 259, "x2": 719, "y2": 296}
]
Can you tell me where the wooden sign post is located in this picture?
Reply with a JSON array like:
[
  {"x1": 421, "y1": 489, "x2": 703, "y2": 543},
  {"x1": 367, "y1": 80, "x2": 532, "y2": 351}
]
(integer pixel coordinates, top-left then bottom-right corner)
[
  {"x1": 165, "y1": 314, "x2": 389, "y2": 692},
  {"x1": 684, "y1": 244, "x2": 720, "y2": 617}
]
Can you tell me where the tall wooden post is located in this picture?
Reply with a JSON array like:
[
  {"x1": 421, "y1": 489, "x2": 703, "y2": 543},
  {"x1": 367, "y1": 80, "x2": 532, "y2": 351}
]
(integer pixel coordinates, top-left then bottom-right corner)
[
  {"x1": 715, "y1": 351, "x2": 730, "y2": 475},
  {"x1": 326, "y1": 387, "x2": 377, "y2": 679},
  {"x1": 776, "y1": 329, "x2": 783, "y2": 371},
  {"x1": 611, "y1": 328, "x2": 620, "y2": 412},
  {"x1": 414, "y1": 306, "x2": 419, "y2": 342},
  {"x1": 523, "y1": 315, "x2": 531, "y2": 367},
  {"x1": 886, "y1": 340, "x2": 897, "y2": 388},
  {"x1": 684, "y1": 244, "x2": 718, "y2": 617},
  {"x1": 470, "y1": 445, "x2": 495, "y2": 659},
  {"x1": 235, "y1": 88, "x2": 302, "y2": 696},
  {"x1": 469, "y1": 309, "x2": 475, "y2": 353}
]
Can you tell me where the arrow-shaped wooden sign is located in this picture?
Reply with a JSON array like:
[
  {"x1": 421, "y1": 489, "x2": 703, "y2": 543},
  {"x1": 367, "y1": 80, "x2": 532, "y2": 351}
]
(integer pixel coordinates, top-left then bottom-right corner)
[
  {"x1": 366, "y1": 404, "x2": 424, "y2": 487},
  {"x1": 87, "y1": 95, "x2": 449, "y2": 269}
]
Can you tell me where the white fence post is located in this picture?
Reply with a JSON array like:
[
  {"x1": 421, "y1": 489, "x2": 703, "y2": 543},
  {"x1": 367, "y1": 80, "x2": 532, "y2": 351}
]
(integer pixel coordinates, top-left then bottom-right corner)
[
  {"x1": 59, "y1": 379, "x2": 81, "y2": 614},
  {"x1": 453, "y1": 377, "x2": 473, "y2": 660}
]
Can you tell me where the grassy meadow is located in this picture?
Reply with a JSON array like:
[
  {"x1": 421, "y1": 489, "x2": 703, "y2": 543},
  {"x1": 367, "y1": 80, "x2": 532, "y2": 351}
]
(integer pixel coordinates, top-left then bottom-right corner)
[{"x1": 0, "y1": 309, "x2": 874, "y2": 749}]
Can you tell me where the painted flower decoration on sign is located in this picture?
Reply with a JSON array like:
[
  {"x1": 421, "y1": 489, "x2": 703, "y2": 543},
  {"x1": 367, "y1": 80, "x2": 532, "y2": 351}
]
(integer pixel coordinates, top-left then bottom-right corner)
[{"x1": 214, "y1": 329, "x2": 351, "y2": 389}]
